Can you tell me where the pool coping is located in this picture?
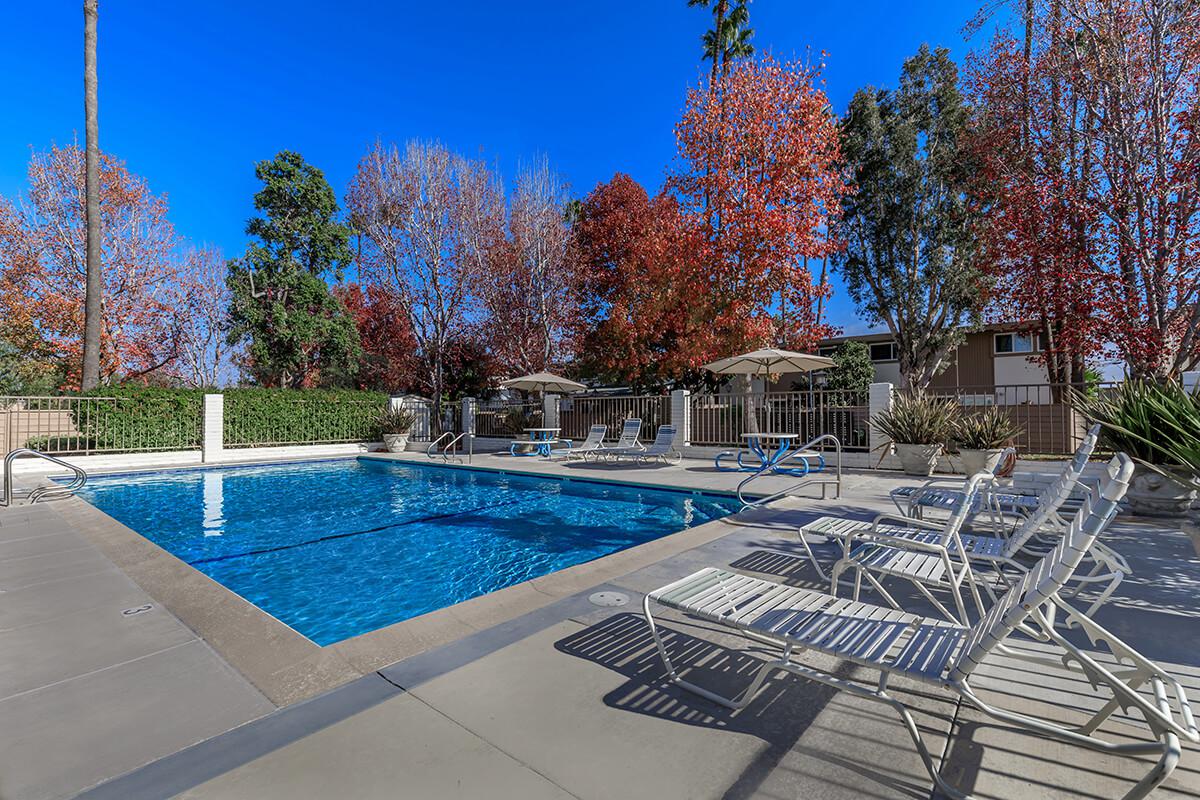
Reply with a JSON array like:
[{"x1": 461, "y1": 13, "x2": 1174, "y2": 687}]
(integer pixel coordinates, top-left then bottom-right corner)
[{"x1": 53, "y1": 456, "x2": 776, "y2": 707}]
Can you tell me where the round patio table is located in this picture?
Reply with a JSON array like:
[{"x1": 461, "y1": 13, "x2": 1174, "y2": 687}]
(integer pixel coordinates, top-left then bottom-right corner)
[
  {"x1": 714, "y1": 432, "x2": 824, "y2": 476},
  {"x1": 511, "y1": 427, "x2": 562, "y2": 458}
]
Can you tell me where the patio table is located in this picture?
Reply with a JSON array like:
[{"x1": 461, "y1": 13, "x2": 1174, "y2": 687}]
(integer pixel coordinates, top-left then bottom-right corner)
[
  {"x1": 714, "y1": 432, "x2": 824, "y2": 477},
  {"x1": 511, "y1": 427, "x2": 562, "y2": 458}
]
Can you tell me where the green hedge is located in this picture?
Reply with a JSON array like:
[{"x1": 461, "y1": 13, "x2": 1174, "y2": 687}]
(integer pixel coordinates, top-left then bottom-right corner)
[
  {"x1": 222, "y1": 388, "x2": 387, "y2": 447},
  {"x1": 76, "y1": 386, "x2": 207, "y2": 452},
  {"x1": 56, "y1": 386, "x2": 388, "y2": 452}
]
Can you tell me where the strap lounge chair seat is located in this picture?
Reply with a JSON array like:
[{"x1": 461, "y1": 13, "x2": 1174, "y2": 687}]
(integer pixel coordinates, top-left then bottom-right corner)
[
  {"x1": 608, "y1": 425, "x2": 681, "y2": 465},
  {"x1": 833, "y1": 425, "x2": 1127, "y2": 619},
  {"x1": 644, "y1": 454, "x2": 1197, "y2": 799},
  {"x1": 549, "y1": 424, "x2": 607, "y2": 460},
  {"x1": 599, "y1": 418, "x2": 643, "y2": 459}
]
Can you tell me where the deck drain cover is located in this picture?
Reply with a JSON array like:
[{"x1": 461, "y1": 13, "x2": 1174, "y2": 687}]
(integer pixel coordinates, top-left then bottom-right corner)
[{"x1": 588, "y1": 591, "x2": 630, "y2": 607}]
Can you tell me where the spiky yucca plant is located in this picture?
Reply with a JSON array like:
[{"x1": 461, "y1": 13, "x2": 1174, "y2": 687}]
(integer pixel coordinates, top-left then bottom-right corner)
[
  {"x1": 1073, "y1": 379, "x2": 1200, "y2": 489},
  {"x1": 953, "y1": 406, "x2": 1022, "y2": 451},
  {"x1": 375, "y1": 407, "x2": 416, "y2": 436},
  {"x1": 872, "y1": 391, "x2": 959, "y2": 448}
]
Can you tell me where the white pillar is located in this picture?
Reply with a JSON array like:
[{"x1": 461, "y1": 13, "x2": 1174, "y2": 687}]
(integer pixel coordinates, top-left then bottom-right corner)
[
  {"x1": 543, "y1": 393, "x2": 560, "y2": 429},
  {"x1": 202, "y1": 393, "x2": 223, "y2": 463},
  {"x1": 462, "y1": 397, "x2": 476, "y2": 435},
  {"x1": 868, "y1": 382, "x2": 898, "y2": 470},
  {"x1": 670, "y1": 389, "x2": 691, "y2": 446}
]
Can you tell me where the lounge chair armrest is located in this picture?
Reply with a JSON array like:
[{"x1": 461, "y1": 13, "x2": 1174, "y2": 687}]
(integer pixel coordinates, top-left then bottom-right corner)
[
  {"x1": 856, "y1": 530, "x2": 948, "y2": 554},
  {"x1": 870, "y1": 512, "x2": 945, "y2": 532}
]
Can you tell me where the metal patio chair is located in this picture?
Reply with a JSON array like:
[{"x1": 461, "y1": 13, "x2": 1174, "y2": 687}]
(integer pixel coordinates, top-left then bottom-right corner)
[
  {"x1": 610, "y1": 424, "x2": 681, "y2": 466},
  {"x1": 643, "y1": 454, "x2": 1196, "y2": 800}
]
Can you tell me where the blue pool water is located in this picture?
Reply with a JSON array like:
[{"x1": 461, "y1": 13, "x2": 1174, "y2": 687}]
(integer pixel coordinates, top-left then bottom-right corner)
[{"x1": 75, "y1": 459, "x2": 739, "y2": 644}]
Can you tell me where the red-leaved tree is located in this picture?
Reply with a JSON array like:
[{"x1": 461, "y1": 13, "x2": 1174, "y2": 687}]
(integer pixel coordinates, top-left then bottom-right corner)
[
  {"x1": 0, "y1": 144, "x2": 188, "y2": 387},
  {"x1": 337, "y1": 282, "x2": 420, "y2": 392},
  {"x1": 970, "y1": 0, "x2": 1200, "y2": 379},
  {"x1": 475, "y1": 156, "x2": 577, "y2": 374},
  {"x1": 572, "y1": 174, "x2": 710, "y2": 390},
  {"x1": 669, "y1": 54, "x2": 847, "y2": 360}
]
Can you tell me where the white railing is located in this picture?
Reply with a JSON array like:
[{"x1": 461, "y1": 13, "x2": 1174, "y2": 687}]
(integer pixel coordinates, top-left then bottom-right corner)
[{"x1": 689, "y1": 391, "x2": 869, "y2": 451}]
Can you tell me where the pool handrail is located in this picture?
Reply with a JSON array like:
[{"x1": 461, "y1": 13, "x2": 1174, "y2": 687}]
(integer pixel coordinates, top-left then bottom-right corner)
[
  {"x1": 2, "y1": 448, "x2": 88, "y2": 507},
  {"x1": 737, "y1": 434, "x2": 842, "y2": 508}
]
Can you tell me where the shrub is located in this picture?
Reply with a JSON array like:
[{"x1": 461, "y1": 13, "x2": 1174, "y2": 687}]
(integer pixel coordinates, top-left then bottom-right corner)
[
  {"x1": 375, "y1": 407, "x2": 416, "y2": 436},
  {"x1": 872, "y1": 391, "x2": 959, "y2": 446},
  {"x1": 1073, "y1": 379, "x2": 1200, "y2": 487},
  {"x1": 953, "y1": 406, "x2": 1021, "y2": 451},
  {"x1": 222, "y1": 388, "x2": 387, "y2": 447},
  {"x1": 77, "y1": 385, "x2": 207, "y2": 451}
]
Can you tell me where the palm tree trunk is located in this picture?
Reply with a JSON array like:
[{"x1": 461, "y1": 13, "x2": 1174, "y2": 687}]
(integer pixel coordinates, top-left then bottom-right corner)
[{"x1": 81, "y1": 0, "x2": 103, "y2": 390}]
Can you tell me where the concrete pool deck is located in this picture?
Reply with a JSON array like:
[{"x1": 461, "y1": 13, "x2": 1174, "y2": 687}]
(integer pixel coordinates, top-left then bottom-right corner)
[{"x1": 3, "y1": 454, "x2": 1199, "y2": 799}]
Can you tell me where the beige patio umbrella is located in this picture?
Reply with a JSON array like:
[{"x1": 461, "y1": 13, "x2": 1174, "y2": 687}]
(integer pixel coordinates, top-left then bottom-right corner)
[
  {"x1": 499, "y1": 372, "x2": 587, "y2": 394},
  {"x1": 704, "y1": 348, "x2": 835, "y2": 436},
  {"x1": 703, "y1": 348, "x2": 834, "y2": 376}
]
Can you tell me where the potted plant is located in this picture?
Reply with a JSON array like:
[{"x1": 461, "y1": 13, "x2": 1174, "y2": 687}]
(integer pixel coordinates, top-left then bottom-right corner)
[
  {"x1": 376, "y1": 408, "x2": 416, "y2": 453},
  {"x1": 872, "y1": 391, "x2": 959, "y2": 476},
  {"x1": 952, "y1": 406, "x2": 1021, "y2": 476},
  {"x1": 1074, "y1": 379, "x2": 1200, "y2": 517}
]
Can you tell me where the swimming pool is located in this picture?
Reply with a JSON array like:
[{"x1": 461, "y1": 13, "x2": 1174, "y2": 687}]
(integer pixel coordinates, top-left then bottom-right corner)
[{"x1": 75, "y1": 458, "x2": 740, "y2": 645}]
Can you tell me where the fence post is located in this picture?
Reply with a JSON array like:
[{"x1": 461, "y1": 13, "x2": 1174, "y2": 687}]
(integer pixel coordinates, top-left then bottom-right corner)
[
  {"x1": 670, "y1": 389, "x2": 691, "y2": 447},
  {"x1": 543, "y1": 393, "x2": 560, "y2": 429},
  {"x1": 1185, "y1": 371, "x2": 1199, "y2": 393},
  {"x1": 462, "y1": 397, "x2": 476, "y2": 435},
  {"x1": 202, "y1": 393, "x2": 224, "y2": 463},
  {"x1": 868, "y1": 382, "x2": 898, "y2": 470}
]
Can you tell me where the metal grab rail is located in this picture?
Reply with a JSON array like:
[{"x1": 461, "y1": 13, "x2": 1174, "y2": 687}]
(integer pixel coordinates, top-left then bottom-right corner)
[
  {"x1": 737, "y1": 434, "x2": 842, "y2": 509},
  {"x1": 426, "y1": 431, "x2": 471, "y2": 463},
  {"x1": 426, "y1": 431, "x2": 455, "y2": 458},
  {"x1": 2, "y1": 448, "x2": 88, "y2": 507}
]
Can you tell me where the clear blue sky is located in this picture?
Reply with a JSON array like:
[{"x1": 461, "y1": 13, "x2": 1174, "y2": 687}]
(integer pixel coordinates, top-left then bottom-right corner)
[{"x1": 0, "y1": 1, "x2": 1007, "y2": 335}]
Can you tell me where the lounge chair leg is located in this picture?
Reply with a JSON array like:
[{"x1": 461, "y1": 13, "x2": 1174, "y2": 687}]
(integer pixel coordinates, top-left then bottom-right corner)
[
  {"x1": 795, "y1": 531, "x2": 831, "y2": 582},
  {"x1": 1121, "y1": 733, "x2": 1181, "y2": 800},
  {"x1": 642, "y1": 595, "x2": 774, "y2": 710}
]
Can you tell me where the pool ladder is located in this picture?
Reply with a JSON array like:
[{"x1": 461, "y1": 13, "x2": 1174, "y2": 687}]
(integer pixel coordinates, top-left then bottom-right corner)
[
  {"x1": 1, "y1": 448, "x2": 88, "y2": 507},
  {"x1": 426, "y1": 432, "x2": 472, "y2": 464},
  {"x1": 736, "y1": 434, "x2": 842, "y2": 509}
]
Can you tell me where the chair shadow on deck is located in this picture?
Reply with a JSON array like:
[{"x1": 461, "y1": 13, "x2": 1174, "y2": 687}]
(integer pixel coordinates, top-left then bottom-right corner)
[{"x1": 554, "y1": 612, "x2": 951, "y2": 799}]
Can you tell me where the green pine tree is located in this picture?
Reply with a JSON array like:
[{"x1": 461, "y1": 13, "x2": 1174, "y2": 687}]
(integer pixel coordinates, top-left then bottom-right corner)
[{"x1": 226, "y1": 151, "x2": 360, "y2": 388}]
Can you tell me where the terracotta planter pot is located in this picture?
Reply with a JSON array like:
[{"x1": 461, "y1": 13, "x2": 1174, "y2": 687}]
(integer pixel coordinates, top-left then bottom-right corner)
[
  {"x1": 957, "y1": 448, "x2": 1006, "y2": 477},
  {"x1": 894, "y1": 443, "x2": 942, "y2": 477},
  {"x1": 382, "y1": 433, "x2": 410, "y2": 453},
  {"x1": 1127, "y1": 465, "x2": 1198, "y2": 517}
]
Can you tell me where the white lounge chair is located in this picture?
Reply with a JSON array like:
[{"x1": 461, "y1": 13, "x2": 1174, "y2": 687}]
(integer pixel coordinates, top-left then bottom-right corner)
[
  {"x1": 644, "y1": 454, "x2": 1197, "y2": 800},
  {"x1": 610, "y1": 425, "x2": 681, "y2": 466},
  {"x1": 549, "y1": 424, "x2": 607, "y2": 461},
  {"x1": 600, "y1": 418, "x2": 643, "y2": 459},
  {"x1": 891, "y1": 425, "x2": 1100, "y2": 525},
  {"x1": 862, "y1": 425, "x2": 1128, "y2": 618},
  {"x1": 806, "y1": 472, "x2": 994, "y2": 624}
]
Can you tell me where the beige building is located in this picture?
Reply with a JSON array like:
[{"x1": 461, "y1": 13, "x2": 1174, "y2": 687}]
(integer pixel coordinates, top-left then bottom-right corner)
[{"x1": 813, "y1": 324, "x2": 1051, "y2": 400}]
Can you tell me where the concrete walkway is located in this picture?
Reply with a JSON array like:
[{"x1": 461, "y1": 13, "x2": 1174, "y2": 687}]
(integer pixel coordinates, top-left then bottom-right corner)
[
  {"x1": 64, "y1": 462, "x2": 1200, "y2": 800},
  {"x1": 0, "y1": 503, "x2": 274, "y2": 800}
]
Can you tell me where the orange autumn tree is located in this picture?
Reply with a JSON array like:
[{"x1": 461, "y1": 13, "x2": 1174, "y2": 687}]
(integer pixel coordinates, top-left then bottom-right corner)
[
  {"x1": 0, "y1": 144, "x2": 188, "y2": 387},
  {"x1": 670, "y1": 54, "x2": 847, "y2": 363}
]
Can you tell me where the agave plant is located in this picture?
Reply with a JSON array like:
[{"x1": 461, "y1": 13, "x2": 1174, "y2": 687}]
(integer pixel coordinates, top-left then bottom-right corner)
[
  {"x1": 375, "y1": 407, "x2": 416, "y2": 436},
  {"x1": 872, "y1": 391, "x2": 959, "y2": 447},
  {"x1": 1073, "y1": 379, "x2": 1200, "y2": 489},
  {"x1": 953, "y1": 406, "x2": 1022, "y2": 451}
]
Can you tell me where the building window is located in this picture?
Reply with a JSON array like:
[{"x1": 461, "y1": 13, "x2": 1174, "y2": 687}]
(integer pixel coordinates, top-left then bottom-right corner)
[
  {"x1": 817, "y1": 345, "x2": 839, "y2": 358},
  {"x1": 994, "y1": 332, "x2": 1041, "y2": 354},
  {"x1": 869, "y1": 342, "x2": 898, "y2": 362}
]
